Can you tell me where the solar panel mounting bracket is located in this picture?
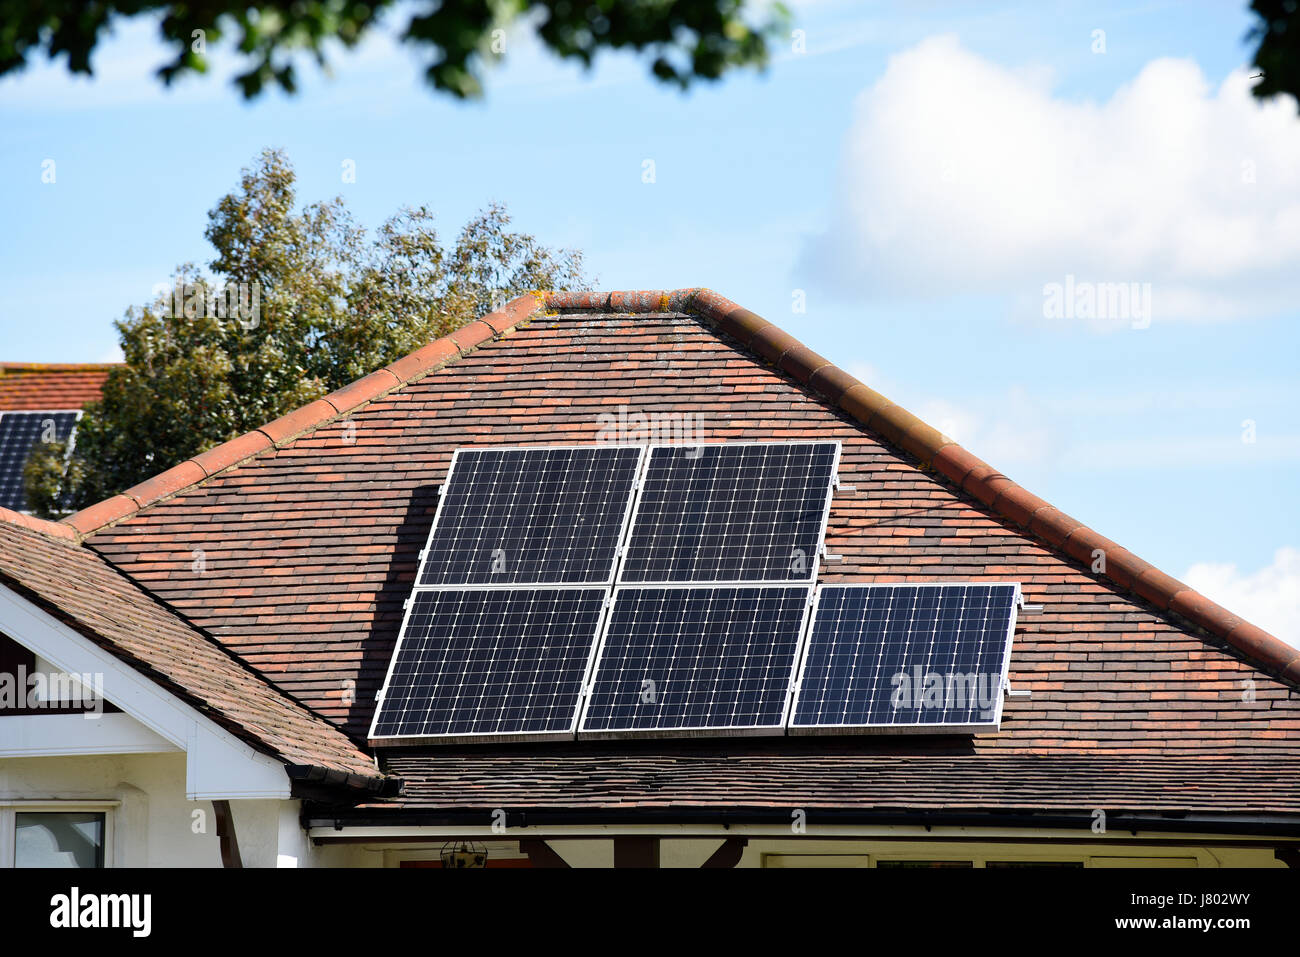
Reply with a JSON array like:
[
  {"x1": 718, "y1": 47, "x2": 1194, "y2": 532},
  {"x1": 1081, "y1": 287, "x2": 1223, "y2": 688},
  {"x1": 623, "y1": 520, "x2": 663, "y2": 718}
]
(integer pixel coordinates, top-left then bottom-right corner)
[
  {"x1": 1003, "y1": 675, "x2": 1031, "y2": 698},
  {"x1": 819, "y1": 544, "x2": 842, "y2": 562}
]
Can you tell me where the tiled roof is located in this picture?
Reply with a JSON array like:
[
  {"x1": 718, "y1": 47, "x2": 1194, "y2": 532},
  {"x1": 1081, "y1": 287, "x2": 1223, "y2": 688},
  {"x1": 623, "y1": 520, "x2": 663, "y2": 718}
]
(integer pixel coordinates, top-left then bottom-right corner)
[
  {"x1": 0, "y1": 363, "x2": 117, "y2": 411},
  {"x1": 0, "y1": 516, "x2": 382, "y2": 785},
  {"x1": 15, "y1": 287, "x2": 1293, "y2": 816},
  {"x1": 365, "y1": 747, "x2": 1300, "y2": 816},
  {"x1": 53, "y1": 293, "x2": 1299, "y2": 694}
]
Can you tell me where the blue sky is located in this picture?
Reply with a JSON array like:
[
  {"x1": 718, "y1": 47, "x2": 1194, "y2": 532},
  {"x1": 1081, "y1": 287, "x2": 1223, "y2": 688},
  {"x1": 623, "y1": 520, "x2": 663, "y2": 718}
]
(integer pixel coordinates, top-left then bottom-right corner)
[{"x1": 1, "y1": 0, "x2": 1296, "y2": 643}]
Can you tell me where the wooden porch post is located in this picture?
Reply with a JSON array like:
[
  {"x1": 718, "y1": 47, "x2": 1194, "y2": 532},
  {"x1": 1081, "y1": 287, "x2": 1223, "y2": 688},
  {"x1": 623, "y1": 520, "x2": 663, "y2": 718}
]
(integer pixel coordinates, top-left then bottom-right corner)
[{"x1": 613, "y1": 837, "x2": 660, "y2": 868}]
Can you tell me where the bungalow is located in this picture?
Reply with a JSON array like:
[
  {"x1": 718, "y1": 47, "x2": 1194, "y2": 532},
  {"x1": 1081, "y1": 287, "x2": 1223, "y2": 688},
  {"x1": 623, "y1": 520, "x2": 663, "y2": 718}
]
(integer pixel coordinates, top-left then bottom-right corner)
[
  {"x1": 1, "y1": 290, "x2": 1297, "y2": 868},
  {"x1": 0, "y1": 362, "x2": 117, "y2": 513}
]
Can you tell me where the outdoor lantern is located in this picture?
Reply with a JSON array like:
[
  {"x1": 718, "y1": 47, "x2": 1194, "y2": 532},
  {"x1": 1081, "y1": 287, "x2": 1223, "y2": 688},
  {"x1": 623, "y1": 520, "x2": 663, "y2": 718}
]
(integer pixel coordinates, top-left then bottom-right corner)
[{"x1": 440, "y1": 841, "x2": 488, "y2": 868}]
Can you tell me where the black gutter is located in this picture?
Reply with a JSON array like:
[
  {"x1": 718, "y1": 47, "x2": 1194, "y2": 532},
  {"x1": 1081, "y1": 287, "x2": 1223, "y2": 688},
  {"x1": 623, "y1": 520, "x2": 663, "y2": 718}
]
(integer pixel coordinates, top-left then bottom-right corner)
[
  {"x1": 304, "y1": 805, "x2": 1300, "y2": 838},
  {"x1": 287, "y1": 765, "x2": 403, "y2": 802}
]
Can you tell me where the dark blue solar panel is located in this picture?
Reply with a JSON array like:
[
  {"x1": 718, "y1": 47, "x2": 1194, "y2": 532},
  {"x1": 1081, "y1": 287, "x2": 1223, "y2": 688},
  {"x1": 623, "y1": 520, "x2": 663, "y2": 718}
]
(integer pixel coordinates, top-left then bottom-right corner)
[
  {"x1": 370, "y1": 588, "x2": 606, "y2": 740},
  {"x1": 418, "y1": 445, "x2": 642, "y2": 586},
  {"x1": 580, "y1": 586, "x2": 810, "y2": 734},
  {"x1": 0, "y1": 411, "x2": 78, "y2": 512},
  {"x1": 791, "y1": 583, "x2": 1019, "y2": 731},
  {"x1": 620, "y1": 442, "x2": 838, "y2": 583}
]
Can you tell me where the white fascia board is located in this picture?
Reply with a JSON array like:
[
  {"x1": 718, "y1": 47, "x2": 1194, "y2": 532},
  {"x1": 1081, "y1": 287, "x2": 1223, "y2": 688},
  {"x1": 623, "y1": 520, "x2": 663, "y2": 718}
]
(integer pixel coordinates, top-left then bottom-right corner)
[
  {"x1": 0, "y1": 712, "x2": 178, "y2": 757},
  {"x1": 0, "y1": 583, "x2": 290, "y2": 800},
  {"x1": 306, "y1": 822, "x2": 1297, "y2": 843}
]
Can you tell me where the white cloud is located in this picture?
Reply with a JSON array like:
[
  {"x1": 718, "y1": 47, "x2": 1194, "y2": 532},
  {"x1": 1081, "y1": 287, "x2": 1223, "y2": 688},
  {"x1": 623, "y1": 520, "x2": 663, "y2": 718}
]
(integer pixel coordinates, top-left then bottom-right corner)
[
  {"x1": 804, "y1": 35, "x2": 1300, "y2": 321},
  {"x1": 1184, "y1": 547, "x2": 1300, "y2": 649}
]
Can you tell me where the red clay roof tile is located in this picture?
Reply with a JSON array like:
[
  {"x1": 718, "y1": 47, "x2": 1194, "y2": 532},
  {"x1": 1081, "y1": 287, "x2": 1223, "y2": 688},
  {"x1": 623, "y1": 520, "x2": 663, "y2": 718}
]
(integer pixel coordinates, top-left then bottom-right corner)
[{"x1": 0, "y1": 363, "x2": 118, "y2": 411}]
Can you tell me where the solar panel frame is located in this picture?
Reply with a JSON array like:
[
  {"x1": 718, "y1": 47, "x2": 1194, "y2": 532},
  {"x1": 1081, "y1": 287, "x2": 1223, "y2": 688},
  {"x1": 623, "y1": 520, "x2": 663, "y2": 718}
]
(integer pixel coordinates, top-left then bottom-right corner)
[
  {"x1": 616, "y1": 440, "x2": 842, "y2": 586},
  {"x1": 575, "y1": 582, "x2": 816, "y2": 740},
  {"x1": 0, "y1": 409, "x2": 81, "y2": 513},
  {"x1": 788, "y1": 582, "x2": 1022, "y2": 736},
  {"x1": 415, "y1": 443, "x2": 647, "y2": 588},
  {"x1": 367, "y1": 583, "x2": 613, "y2": 746}
]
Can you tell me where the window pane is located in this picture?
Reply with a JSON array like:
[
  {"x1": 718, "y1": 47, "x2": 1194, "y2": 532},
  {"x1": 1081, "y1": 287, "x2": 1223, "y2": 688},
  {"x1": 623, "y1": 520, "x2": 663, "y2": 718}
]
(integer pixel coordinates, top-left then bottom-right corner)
[
  {"x1": 15, "y1": 812, "x2": 105, "y2": 868},
  {"x1": 986, "y1": 861, "x2": 1084, "y2": 868},
  {"x1": 875, "y1": 860, "x2": 972, "y2": 868}
]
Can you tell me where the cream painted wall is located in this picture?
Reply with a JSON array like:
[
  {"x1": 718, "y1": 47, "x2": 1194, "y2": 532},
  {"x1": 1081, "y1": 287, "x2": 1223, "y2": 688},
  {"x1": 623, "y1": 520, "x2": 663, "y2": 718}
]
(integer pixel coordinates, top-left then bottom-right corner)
[
  {"x1": 2, "y1": 752, "x2": 223, "y2": 866},
  {"x1": 371, "y1": 836, "x2": 1286, "y2": 868},
  {"x1": 0, "y1": 752, "x2": 375, "y2": 867}
]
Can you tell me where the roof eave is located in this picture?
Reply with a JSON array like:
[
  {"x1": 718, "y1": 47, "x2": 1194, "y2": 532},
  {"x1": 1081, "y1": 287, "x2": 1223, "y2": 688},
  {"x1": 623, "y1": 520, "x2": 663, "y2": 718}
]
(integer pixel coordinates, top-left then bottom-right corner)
[{"x1": 305, "y1": 804, "x2": 1300, "y2": 839}]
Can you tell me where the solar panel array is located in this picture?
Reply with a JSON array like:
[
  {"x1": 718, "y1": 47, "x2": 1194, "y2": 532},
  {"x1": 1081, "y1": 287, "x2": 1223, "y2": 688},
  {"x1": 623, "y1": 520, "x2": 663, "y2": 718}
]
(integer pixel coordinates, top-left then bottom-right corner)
[
  {"x1": 0, "y1": 411, "x2": 79, "y2": 512},
  {"x1": 370, "y1": 439, "x2": 1020, "y2": 745},
  {"x1": 791, "y1": 584, "x2": 1019, "y2": 733}
]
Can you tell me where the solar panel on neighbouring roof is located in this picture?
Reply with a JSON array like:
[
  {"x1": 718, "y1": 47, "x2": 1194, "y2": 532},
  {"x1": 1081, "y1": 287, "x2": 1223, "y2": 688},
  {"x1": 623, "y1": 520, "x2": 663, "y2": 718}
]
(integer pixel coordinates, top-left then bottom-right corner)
[
  {"x1": 0, "y1": 411, "x2": 79, "y2": 512},
  {"x1": 790, "y1": 583, "x2": 1020, "y2": 734},
  {"x1": 418, "y1": 445, "x2": 643, "y2": 586},
  {"x1": 370, "y1": 587, "x2": 607, "y2": 742},
  {"x1": 579, "y1": 585, "x2": 811, "y2": 735},
  {"x1": 619, "y1": 441, "x2": 839, "y2": 584}
]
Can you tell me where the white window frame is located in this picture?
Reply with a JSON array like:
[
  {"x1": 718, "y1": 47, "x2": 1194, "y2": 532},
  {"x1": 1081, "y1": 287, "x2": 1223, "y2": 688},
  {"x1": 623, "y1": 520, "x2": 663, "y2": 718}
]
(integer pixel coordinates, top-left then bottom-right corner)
[{"x1": 0, "y1": 800, "x2": 117, "y2": 868}]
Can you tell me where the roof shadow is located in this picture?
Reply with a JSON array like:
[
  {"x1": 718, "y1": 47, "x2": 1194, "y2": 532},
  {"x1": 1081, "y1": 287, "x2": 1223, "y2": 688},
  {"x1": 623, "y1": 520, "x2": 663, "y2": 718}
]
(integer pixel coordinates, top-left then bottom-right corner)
[{"x1": 343, "y1": 482, "x2": 441, "y2": 742}]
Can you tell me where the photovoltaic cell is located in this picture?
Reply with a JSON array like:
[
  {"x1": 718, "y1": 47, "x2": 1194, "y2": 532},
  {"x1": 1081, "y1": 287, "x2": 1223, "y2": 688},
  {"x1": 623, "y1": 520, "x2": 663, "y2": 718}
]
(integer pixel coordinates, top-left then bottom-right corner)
[
  {"x1": 418, "y1": 445, "x2": 643, "y2": 586},
  {"x1": 0, "y1": 411, "x2": 78, "y2": 512},
  {"x1": 580, "y1": 586, "x2": 810, "y2": 734},
  {"x1": 791, "y1": 583, "x2": 1019, "y2": 732},
  {"x1": 370, "y1": 588, "x2": 606, "y2": 740},
  {"x1": 620, "y1": 442, "x2": 838, "y2": 583}
]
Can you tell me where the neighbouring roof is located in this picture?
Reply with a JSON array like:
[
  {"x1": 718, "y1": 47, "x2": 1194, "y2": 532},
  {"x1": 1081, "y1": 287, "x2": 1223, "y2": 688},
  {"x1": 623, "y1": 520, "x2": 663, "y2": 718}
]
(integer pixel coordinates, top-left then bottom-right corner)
[
  {"x1": 9, "y1": 289, "x2": 1299, "y2": 819},
  {"x1": 0, "y1": 363, "x2": 117, "y2": 411},
  {"x1": 0, "y1": 517, "x2": 382, "y2": 787}
]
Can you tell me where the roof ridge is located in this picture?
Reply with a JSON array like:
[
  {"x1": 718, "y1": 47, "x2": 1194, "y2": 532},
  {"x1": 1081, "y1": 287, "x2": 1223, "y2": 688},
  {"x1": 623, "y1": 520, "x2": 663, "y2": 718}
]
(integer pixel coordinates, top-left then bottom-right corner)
[
  {"x1": 0, "y1": 505, "x2": 78, "y2": 542},
  {"x1": 57, "y1": 288, "x2": 1298, "y2": 687}
]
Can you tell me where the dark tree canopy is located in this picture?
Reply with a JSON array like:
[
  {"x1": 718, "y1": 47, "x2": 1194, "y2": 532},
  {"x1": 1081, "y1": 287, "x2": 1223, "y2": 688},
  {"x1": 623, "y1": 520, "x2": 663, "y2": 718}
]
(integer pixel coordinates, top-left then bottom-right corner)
[
  {"x1": 0, "y1": 0, "x2": 789, "y2": 98},
  {"x1": 1250, "y1": 0, "x2": 1300, "y2": 111},
  {"x1": 24, "y1": 148, "x2": 587, "y2": 515}
]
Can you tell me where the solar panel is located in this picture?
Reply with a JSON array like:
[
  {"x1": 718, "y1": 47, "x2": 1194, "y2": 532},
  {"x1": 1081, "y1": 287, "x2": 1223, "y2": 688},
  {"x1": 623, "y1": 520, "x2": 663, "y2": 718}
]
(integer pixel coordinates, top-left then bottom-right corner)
[
  {"x1": 418, "y1": 445, "x2": 643, "y2": 586},
  {"x1": 370, "y1": 587, "x2": 607, "y2": 743},
  {"x1": 579, "y1": 585, "x2": 811, "y2": 736},
  {"x1": 619, "y1": 441, "x2": 839, "y2": 584},
  {"x1": 790, "y1": 583, "x2": 1020, "y2": 734},
  {"x1": 0, "y1": 411, "x2": 79, "y2": 512}
]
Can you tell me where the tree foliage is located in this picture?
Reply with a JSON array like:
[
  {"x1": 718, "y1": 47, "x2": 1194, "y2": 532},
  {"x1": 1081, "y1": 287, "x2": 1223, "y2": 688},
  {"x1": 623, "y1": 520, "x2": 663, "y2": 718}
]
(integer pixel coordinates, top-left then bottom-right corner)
[
  {"x1": 1249, "y1": 0, "x2": 1300, "y2": 111},
  {"x1": 29, "y1": 148, "x2": 586, "y2": 515},
  {"x1": 0, "y1": 0, "x2": 789, "y2": 99}
]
